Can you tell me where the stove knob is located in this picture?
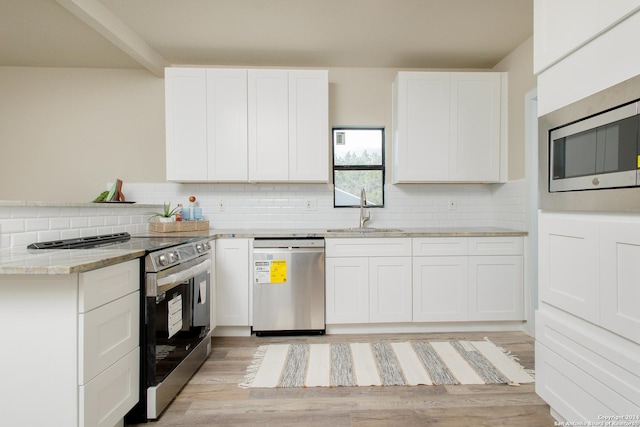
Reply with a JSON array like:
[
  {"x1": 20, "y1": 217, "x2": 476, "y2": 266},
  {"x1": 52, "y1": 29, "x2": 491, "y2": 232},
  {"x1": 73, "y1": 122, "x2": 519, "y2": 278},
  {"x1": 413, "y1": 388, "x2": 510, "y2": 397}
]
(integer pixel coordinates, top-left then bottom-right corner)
[
  {"x1": 168, "y1": 251, "x2": 179, "y2": 263},
  {"x1": 158, "y1": 254, "x2": 168, "y2": 266},
  {"x1": 196, "y1": 243, "x2": 204, "y2": 253},
  {"x1": 203, "y1": 242, "x2": 210, "y2": 250}
]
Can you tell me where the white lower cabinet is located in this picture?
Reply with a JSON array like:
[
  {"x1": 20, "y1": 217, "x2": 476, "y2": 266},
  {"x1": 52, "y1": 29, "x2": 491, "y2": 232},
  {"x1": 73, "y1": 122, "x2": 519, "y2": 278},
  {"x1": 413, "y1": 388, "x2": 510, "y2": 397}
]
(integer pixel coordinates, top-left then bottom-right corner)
[
  {"x1": 537, "y1": 212, "x2": 640, "y2": 423},
  {"x1": 0, "y1": 259, "x2": 140, "y2": 427},
  {"x1": 413, "y1": 236, "x2": 523, "y2": 322},
  {"x1": 327, "y1": 235, "x2": 523, "y2": 325},
  {"x1": 325, "y1": 238, "x2": 412, "y2": 324},
  {"x1": 369, "y1": 257, "x2": 412, "y2": 323},
  {"x1": 468, "y1": 256, "x2": 524, "y2": 320},
  {"x1": 413, "y1": 256, "x2": 468, "y2": 321},
  {"x1": 215, "y1": 238, "x2": 250, "y2": 326},
  {"x1": 325, "y1": 257, "x2": 369, "y2": 323}
]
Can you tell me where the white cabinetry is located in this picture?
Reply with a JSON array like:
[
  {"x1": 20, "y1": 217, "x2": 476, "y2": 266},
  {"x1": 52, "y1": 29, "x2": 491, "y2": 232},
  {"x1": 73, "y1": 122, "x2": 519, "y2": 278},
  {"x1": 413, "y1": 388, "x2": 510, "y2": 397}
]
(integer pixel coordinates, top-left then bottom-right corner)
[
  {"x1": 599, "y1": 222, "x2": 640, "y2": 343},
  {"x1": 325, "y1": 257, "x2": 369, "y2": 323},
  {"x1": 0, "y1": 259, "x2": 140, "y2": 427},
  {"x1": 538, "y1": 214, "x2": 600, "y2": 324},
  {"x1": 533, "y1": 0, "x2": 640, "y2": 74},
  {"x1": 413, "y1": 255, "x2": 468, "y2": 321},
  {"x1": 165, "y1": 68, "x2": 247, "y2": 181},
  {"x1": 248, "y1": 69, "x2": 329, "y2": 182},
  {"x1": 165, "y1": 68, "x2": 208, "y2": 181},
  {"x1": 215, "y1": 238, "x2": 250, "y2": 326},
  {"x1": 325, "y1": 238, "x2": 412, "y2": 324},
  {"x1": 413, "y1": 236, "x2": 524, "y2": 322},
  {"x1": 166, "y1": 67, "x2": 328, "y2": 183},
  {"x1": 392, "y1": 71, "x2": 506, "y2": 183},
  {"x1": 537, "y1": 212, "x2": 640, "y2": 423}
]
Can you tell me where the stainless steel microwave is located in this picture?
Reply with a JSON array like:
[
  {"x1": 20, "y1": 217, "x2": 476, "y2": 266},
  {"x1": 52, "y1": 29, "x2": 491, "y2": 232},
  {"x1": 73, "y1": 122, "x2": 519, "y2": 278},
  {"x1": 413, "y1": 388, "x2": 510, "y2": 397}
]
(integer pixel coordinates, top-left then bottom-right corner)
[{"x1": 549, "y1": 100, "x2": 640, "y2": 192}]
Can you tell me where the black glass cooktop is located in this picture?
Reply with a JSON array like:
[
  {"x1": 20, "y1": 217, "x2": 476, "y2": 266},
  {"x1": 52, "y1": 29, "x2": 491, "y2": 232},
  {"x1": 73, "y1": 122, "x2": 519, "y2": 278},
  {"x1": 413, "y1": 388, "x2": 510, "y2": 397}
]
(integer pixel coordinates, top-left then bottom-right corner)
[{"x1": 27, "y1": 232, "x2": 206, "y2": 252}]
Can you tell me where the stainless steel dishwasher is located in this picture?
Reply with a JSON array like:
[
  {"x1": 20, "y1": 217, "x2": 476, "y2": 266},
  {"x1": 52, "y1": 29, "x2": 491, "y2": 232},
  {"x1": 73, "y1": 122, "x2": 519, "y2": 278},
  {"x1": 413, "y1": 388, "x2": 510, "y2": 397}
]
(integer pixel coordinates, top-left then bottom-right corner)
[{"x1": 252, "y1": 238, "x2": 325, "y2": 335}]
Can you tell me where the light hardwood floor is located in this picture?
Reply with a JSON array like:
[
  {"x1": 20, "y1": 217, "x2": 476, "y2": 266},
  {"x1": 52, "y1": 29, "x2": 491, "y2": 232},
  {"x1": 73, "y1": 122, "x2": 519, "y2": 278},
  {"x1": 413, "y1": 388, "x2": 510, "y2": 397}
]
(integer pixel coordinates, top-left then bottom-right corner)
[{"x1": 131, "y1": 331, "x2": 554, "y2": 426}]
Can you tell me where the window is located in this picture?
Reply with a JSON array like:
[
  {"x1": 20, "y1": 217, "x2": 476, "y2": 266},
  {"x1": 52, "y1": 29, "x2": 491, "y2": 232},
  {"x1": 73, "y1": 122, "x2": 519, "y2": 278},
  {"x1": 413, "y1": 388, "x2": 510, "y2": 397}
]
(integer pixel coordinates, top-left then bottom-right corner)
[{"x1": 332, "y1": 127, "x2": 385, "y2": 207}]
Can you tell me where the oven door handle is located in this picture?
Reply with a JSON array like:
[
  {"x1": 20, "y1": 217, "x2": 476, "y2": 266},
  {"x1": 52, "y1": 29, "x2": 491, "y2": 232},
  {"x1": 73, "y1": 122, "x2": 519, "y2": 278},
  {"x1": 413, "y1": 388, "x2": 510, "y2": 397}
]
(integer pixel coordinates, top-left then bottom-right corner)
[{"x1": 156, "y1": 258, "x2": 211, "y2": 290}]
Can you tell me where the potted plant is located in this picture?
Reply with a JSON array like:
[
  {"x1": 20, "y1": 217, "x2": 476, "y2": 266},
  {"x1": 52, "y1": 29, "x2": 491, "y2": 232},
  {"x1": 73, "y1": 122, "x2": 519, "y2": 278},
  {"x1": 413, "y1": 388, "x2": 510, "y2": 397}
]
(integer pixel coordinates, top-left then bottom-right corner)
[{"x1": 148, "y1": 202, "x2": 180, "y2": 223}]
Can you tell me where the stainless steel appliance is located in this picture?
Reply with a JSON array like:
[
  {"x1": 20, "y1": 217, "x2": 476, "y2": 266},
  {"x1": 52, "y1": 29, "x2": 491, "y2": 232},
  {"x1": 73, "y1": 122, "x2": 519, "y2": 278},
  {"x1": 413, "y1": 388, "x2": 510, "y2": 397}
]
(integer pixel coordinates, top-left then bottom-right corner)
[
  {"x1": 28, "y1": 232, "x2": 213, "y2": 423},
  {"x1": 549, "y1": 99, "x2": 640, "y2": 192},
  {"x1": 140, "y1": 237, "x2": 212, "y2": 420},
  {"x1": 252, "y1": 238, "x2": 325, "y2": 335},
  {"x1": 539, "y1": 73, "x2": 640, "y2": 212}
]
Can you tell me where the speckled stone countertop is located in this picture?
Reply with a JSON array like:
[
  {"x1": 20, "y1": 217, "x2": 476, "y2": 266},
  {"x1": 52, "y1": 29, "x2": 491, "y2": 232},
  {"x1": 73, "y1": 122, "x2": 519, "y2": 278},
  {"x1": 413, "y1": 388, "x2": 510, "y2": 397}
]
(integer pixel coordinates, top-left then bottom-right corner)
[
  {"x1": 0, "y1": 227, "x2": 526, "y2": 275},
  {"x1": 210, "y1": 227, "x2": 527, "y2": 239},
  {"x1": 0, "y1": 247, "x2": 145, "y2": 275}
]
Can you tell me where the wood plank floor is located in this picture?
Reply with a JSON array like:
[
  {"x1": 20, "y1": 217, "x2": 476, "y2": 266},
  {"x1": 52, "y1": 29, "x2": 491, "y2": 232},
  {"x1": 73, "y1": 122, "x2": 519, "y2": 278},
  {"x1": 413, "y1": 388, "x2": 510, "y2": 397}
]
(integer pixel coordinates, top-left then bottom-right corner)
[{"x1": 130, "y1": 331, "x2": 554, "y2": 426}]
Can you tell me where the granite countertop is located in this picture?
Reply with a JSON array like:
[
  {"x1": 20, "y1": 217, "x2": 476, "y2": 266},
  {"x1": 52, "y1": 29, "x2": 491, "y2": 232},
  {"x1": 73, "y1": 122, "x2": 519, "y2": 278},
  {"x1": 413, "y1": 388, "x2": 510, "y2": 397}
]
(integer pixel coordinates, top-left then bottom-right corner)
[
  {"x1": 0, "y1": 227, "x2": 526, "y2": 275},
  {"x1": 0, "y1": 247, "x2": 145, "y2": 275},
  {"x1": 211, "y1": 227, "x2": 527, "y2": 239}
]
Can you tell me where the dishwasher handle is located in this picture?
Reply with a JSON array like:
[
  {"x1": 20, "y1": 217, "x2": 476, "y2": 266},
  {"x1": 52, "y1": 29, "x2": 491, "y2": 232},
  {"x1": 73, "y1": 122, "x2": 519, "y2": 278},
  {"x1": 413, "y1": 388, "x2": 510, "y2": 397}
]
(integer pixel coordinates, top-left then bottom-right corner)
[{"x1": 253, "y1": 238, "x2": 324, "y2": 249}]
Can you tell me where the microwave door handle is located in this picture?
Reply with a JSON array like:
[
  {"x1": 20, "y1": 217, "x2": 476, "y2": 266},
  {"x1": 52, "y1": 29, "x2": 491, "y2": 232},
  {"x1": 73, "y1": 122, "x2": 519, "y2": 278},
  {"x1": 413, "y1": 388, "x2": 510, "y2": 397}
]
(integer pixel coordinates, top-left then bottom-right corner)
[{"x1": 156, "y1": 258, "x2": 212, "y2": 292}]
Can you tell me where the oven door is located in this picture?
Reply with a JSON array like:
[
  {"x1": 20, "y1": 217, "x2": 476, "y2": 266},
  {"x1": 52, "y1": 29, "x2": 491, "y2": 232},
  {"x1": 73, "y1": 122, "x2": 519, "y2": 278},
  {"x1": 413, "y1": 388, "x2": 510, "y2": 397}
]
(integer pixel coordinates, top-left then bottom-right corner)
[{"x1": 144, "y1": 255, "x2": 212, "y2": 419}]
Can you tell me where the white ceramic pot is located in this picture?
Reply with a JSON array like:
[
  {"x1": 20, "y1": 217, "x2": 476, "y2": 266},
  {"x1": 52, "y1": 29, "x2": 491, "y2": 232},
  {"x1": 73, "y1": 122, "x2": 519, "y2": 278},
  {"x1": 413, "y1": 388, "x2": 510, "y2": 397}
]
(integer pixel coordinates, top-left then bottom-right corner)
[{"x1": 158, "y1": 217, "x2": 174, "y2": 223}]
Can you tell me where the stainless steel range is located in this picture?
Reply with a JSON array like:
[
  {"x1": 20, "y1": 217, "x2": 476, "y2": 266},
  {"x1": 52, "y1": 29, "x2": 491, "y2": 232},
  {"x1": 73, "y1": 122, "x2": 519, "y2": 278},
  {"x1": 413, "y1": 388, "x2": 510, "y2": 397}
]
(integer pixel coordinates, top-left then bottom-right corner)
[{"x1": 28, "y1": 232, "x2": 213, "y2": 422}]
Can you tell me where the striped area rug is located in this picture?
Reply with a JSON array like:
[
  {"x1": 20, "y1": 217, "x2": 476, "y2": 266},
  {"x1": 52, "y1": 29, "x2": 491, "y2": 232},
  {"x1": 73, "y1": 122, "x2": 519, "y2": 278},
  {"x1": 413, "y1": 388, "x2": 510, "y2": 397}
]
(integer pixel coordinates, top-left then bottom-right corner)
[{"x1": 239, "y1": 339, "x2": 534, "y2": 388}]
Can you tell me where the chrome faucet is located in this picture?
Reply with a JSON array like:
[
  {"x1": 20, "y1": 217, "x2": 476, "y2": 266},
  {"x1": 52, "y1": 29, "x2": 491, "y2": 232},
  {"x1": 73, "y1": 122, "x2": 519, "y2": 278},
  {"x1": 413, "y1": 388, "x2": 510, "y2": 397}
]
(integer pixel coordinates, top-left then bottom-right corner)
[{"x1": 359, "y1": 188, "x2": 370, "y2": 228}]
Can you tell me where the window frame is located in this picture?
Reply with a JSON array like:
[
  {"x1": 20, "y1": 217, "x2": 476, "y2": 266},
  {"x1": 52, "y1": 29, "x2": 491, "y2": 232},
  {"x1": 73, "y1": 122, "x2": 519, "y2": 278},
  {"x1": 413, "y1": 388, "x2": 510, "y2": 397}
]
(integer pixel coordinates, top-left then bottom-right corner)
[{"x1": 332, "y1": 126, "x2": 385, "y2": 208}]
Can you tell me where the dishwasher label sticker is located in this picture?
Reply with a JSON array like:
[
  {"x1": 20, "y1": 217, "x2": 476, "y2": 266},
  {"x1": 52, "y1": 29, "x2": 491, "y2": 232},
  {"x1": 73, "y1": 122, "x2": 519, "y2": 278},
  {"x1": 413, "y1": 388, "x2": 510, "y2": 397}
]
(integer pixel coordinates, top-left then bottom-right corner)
[{"x1": 254, "y1": 260, "x2": 287, "y2": 284}]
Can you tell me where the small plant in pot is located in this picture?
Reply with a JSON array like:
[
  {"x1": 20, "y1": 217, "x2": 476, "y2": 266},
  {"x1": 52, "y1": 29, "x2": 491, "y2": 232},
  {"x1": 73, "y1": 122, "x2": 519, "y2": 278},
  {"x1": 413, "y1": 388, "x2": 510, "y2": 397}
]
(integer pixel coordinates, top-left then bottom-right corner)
[{"x1": 148, "y1": 202, "x2": 180, "y2": 223}]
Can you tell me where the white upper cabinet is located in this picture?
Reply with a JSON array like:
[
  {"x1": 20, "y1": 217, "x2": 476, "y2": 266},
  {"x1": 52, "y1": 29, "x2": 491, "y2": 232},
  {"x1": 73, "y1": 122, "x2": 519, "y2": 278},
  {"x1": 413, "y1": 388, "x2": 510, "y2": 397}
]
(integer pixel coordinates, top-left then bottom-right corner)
[
  {"x1": 393, "y1": 72, "x2": 451, "y2": 182},
  {"x1": 288, "y1": 70, "x2": 329, "y2": 182},
  {"x1": 534, "y1": 0, "x2": 640, "y2": 74},
  {"x1": 206, "y1": 69, "x2": 248, "y2": 181},
  {"x1": 248, "y1": 69, "x2": 289, "y2": 181},
  {"x1": 165, "y1": 68, "x2": 208, "y2": 181},
  {"x1": 166, "y1": 68, "x2": 328, "y2": 183},
  {"x1": 248, "y1": 69, "x2": 329, "y2": 182},
  {"x1": 392, "y1": 71, "x2": 506, "y2": 183},
  {"x1": 165, "y1": 67, "x2": 247, "y2": 182}
]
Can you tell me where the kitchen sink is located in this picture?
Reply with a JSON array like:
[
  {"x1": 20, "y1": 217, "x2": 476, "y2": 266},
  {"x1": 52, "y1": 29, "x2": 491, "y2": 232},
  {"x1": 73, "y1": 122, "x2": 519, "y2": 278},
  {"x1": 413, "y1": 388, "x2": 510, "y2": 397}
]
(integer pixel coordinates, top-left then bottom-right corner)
[{"x1": 326, "y1": 227, "x2": 404, "y2": 233}]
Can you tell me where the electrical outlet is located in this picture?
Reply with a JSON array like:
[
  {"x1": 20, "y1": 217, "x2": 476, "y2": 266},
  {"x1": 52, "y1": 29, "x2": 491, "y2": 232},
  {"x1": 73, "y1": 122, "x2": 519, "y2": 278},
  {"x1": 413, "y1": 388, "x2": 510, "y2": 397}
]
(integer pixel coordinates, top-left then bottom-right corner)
[
  {"x1": 217, "y1": 200, "x2": 226, "y2": 212},
  {"x1": 304, "y1": 199, "x2": 317, "y2": 211},
  {"x1": 448, "y1": 198, "x2": 457, "y2": 211}
]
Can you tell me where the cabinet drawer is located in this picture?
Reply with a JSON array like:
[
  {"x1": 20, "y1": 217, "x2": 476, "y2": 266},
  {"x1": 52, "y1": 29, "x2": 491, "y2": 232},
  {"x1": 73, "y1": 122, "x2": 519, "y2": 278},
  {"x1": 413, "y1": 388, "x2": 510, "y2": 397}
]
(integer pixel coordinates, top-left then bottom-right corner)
[
  {"x1": 326, "y1": 238, "x2": 411, "y2": 257},
  {"x1": 536, "y1": 309, "x2": 640, "y2": 419},
  {"x1": 468, "y1": 236, "x2": 523, "y2": 255},
  {"x1": 412, "y1": 237, "x2": 468, "y2": 256},
  {"x1": 79, "y1": 347, "x2": 139, "y2": 427},
  {"x1": 79, "y1": 259, "x2": 140, "y2": 313},
  {"x1": 79, "y1": 291, "x2": 139, "y2": 384}
]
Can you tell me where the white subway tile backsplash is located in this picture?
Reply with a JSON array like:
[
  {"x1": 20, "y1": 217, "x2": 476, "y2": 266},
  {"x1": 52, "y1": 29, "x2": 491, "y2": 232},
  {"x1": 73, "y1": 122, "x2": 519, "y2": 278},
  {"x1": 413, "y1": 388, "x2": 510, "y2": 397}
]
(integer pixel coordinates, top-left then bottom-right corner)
[
  {"x1": 1, "y1": 180, "x2": 528, "y2": 248},
  {"x1": 25, "y1": 218, "x2": 49, "y2": 232}
]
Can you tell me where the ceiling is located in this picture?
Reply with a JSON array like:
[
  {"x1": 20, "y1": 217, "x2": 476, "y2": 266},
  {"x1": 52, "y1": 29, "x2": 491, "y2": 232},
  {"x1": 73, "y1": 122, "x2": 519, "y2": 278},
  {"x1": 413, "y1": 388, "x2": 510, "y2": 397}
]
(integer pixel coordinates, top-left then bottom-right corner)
[{"x1": 0, "y1": 0, "x2": 533, "y2": 75}]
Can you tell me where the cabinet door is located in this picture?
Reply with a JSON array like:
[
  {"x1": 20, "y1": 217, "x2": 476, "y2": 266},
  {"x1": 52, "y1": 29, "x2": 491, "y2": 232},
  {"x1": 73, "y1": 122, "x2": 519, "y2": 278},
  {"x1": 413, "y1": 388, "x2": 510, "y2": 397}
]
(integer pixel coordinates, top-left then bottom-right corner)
[
  {"x1": 539, "y1": 213, "x2": 600, "y2": 324},
  {"x1": 600, "y1": 222, "x2": 640, "y2": 344},
  {"x1": 369, "y1": 257, "x2": 412, "y2": 323},
  {"x1": 215, "y1": 239, "x2": 250, "y2": 326},
  {"x1": 469, "y1": 256, "x2": 523, "y2": 320},
  {"x1": 393, "y1": 72, "x2": 450, "y2": 182},
  {"x1": 413, "y1": 256, "x2": 468, "y2": 321},
  {"x1": 288, "y1": 70, "x2": 329, "y2": 182},
  {"x1": 248, "y1": 69, "x2": 289, "y2": 181},
  {"x1": 326, "y1": 257, "x2": 369, "y2": 324},
  {"x1": 165, "y1": 68, "x2": 208, "y2": 181},
  {"x1": 450, "y1": 73, "x2": 502, "y2": 182},
  {"x1": 206, "y1": 69, "x2": 248, "y2": 181}
]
